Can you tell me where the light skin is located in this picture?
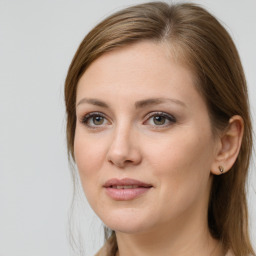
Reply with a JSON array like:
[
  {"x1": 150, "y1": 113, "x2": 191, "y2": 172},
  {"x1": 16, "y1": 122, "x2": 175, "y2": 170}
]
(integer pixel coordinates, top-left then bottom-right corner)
[{"x1": 74, "y1": 41, "x2": 243, "y2": 256}]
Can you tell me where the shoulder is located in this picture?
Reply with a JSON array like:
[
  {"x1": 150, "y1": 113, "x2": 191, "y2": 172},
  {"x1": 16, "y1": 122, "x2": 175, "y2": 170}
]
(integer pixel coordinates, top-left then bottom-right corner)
[
  {"x1": 225, "y1": 249, "x2": 235, "y2": 256},
  {"x1": 94, "y1": 234, "x2": 117, "y2": 256}
]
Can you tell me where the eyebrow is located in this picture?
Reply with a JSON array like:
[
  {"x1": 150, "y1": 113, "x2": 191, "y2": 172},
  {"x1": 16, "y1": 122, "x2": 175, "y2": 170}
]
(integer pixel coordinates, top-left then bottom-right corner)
[
  {"x1": 77, "y1": 98, "x2": 108, "y2": 108},
  {"x1": 76, "y1": 97, "x2": 186, "y2": 109},
  {"x1": 135, "y1": 98, "x2": 186, "y2": 108}
]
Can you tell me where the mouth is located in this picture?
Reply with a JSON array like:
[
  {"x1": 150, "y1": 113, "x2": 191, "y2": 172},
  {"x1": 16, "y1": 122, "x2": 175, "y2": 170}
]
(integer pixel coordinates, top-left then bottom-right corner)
[
  {"x1": 109, "y1": 185, "x2": 145, "y2": 189},
  {"x1": 103, "y1": 178, "x2": 153, "y2": 201}
]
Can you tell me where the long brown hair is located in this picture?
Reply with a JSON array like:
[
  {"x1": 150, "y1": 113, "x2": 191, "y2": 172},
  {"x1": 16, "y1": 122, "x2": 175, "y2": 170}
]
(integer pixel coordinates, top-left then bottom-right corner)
[{"x1": 65, "y1": 2, "x2": 255, "y2": 255}]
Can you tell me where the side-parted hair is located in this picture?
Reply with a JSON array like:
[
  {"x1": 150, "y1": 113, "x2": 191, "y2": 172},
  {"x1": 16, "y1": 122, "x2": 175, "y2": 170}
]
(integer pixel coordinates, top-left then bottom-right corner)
[{"x1": 65, "y1": 2, "x2": 255, "y2": 255}]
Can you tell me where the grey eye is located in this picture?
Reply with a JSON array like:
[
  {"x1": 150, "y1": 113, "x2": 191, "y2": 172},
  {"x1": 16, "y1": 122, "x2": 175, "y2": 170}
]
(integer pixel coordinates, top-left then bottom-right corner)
[
  {"x1": 153, "y1": 116, "x2": 166, "y2": 125},
  {"x1": 145, "y1": 112, "x2": 176, "y2": 128},
  {"x1": 92, "y1": 116, "x2": 104, "y2": 125},
  {"x1": 81, "y1": 112, "x2": 108, "y2": 128}
]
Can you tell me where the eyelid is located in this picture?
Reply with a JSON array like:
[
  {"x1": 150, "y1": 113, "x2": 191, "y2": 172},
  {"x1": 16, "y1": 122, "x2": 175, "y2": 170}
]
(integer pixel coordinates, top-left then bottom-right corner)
[
  {"x1": 143, "y1": 111, "x2": 176, "y2": 127},
  {"x1": 79, "y1": 111, "x2": 176, "y2": 129},
  {"x1": 80, "y1": 111, "x2": 110, "y2": 129}
]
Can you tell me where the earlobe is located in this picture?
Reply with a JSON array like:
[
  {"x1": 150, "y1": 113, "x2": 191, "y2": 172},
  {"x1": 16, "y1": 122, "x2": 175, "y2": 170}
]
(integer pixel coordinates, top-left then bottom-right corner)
[
  {"x1": 218, "y1": 165, "x2": 225, "y2": 175},
  {"x1": 211, "y1": 115, "x2": 244, "y2": 175}
]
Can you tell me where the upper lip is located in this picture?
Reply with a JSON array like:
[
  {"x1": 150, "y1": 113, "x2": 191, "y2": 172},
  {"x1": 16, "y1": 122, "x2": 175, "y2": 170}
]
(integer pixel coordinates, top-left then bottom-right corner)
[{"x1": 103, "y1": 178, "x2": 153, "y2": 188}]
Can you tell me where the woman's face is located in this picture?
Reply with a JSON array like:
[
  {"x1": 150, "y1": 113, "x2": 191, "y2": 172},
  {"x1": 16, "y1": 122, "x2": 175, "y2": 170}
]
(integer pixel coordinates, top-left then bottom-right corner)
[{"x1": 74, "y1": 41, "x2": 219, "y2": 234}]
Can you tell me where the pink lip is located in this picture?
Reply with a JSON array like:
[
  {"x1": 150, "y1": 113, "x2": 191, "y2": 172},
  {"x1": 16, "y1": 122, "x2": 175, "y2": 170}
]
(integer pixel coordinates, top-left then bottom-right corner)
[{"x1": 103, "y1": 178, "x2": 153, "y2": 201}]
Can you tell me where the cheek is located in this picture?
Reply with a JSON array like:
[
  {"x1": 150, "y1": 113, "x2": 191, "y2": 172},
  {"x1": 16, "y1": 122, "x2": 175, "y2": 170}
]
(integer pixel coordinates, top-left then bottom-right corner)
[
  {"x1": 148, "y1": 129, "x2": 213, "y2": 175},
  {"x1": 74, "y1": 130, "x2": 106, "y2": 186},
  {"x1": 147, "y1": 128, "x2": 214, "y2": 210},
  {"x1": 73, "y1": 133, "x2": 108, "y2": 213}
]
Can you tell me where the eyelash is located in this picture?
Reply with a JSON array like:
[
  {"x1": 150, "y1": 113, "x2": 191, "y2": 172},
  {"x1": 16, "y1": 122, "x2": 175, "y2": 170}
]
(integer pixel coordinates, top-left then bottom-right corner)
[
  {"x1": 80, "y1": 111, "x2": 176, "y2": 129},
  {"x1": 144, "y1": 112, "x2": 176, "y2": 128},
  {"x1": 80, "y1": 112, "x2": 109, "y2": 129}
]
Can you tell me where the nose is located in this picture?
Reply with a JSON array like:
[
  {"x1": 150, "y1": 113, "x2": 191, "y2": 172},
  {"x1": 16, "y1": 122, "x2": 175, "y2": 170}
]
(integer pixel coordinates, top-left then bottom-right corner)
[{"x1": 106, "y1": 124, "x2": 142, "y2": 168}]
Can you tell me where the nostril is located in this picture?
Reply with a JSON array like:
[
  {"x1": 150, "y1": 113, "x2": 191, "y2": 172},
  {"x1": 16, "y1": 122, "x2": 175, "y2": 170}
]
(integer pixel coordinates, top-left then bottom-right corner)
[{"x1": 106, "y1": 139, "x2": 142, "y2": 167}]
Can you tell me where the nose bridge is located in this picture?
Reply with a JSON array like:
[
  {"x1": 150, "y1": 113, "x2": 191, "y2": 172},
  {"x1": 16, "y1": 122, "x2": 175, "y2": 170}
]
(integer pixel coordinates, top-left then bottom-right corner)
[
  {"x1": 107, "y1": 118, "x2": 141, "y2": 167},
  {"x1": 110, "y1": 119, "x2": 135, "y2": 155}
]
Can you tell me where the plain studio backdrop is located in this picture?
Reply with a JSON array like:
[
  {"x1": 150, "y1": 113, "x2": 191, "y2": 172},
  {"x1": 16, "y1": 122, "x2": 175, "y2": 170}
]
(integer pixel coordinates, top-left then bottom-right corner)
[{"x1": 0, "y1": 0, "x2": 255, "y2": 255}]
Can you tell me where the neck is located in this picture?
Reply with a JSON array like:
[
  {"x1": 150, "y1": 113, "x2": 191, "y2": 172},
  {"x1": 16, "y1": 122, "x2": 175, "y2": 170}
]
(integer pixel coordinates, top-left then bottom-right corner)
[
  {"x1": 115, "y1": 206, "x2": 225, "y2": 256},
  {"x1": 116, "y1": 229, "x2": 224, "y2": 256}
]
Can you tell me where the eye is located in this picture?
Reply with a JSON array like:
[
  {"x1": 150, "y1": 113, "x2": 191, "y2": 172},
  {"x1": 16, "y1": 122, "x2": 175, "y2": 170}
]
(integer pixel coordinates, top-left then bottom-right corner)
[
  {"x1": 144, "y1": 112, "x2": 176, "y2": 127},
  {"x1": 80, "y1": 112, "x2": 109, "y2": 128},
  {"x1": 152, "y1": 115, "x2": 166, "y2": 125}
]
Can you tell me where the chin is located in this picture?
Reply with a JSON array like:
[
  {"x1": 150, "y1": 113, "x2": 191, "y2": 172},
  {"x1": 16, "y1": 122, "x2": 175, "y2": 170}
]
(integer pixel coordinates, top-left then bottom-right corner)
[
  {"x1": 106, "y1": 222, "x2": 150, "y2": 234},
  {"x1": 99, "y1": 208, "x2": 156, "y2": 234}
]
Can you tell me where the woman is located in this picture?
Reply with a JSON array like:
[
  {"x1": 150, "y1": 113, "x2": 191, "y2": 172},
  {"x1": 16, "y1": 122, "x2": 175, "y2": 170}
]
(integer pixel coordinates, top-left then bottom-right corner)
[{"x1": 65, "y1": 2, "x2": 255, "y2": 256}]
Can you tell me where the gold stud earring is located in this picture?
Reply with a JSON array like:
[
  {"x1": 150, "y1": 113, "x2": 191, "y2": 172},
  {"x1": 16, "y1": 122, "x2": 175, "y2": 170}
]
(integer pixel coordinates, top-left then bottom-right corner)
[{"x1": 218, "y1": 166, "x2": 224, "y2": 174}]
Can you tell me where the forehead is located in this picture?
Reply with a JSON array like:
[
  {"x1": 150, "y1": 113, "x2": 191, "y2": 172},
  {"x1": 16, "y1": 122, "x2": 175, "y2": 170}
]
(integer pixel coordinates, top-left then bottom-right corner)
[{"x1": 75, "y1": 41, "x2": 208, "y2": 117}]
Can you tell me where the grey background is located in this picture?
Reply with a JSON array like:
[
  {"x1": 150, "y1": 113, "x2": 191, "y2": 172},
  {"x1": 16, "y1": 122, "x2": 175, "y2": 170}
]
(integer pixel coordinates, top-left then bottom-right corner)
[{"x1": 0, "y1": 0, "x2": 255, "y2": 255}]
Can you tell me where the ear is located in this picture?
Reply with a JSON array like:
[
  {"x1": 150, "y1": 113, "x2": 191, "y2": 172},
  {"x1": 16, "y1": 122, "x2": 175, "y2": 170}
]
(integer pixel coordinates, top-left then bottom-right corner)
[{"x1": 210, "y1": 115, "x2": 244, "y2": 175}]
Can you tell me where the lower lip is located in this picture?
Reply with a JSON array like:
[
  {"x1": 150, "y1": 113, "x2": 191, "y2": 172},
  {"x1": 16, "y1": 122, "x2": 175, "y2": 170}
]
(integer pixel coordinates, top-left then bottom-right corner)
[{"x1": 104, "y1": 187, "x2": 152, "y2": 200}]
